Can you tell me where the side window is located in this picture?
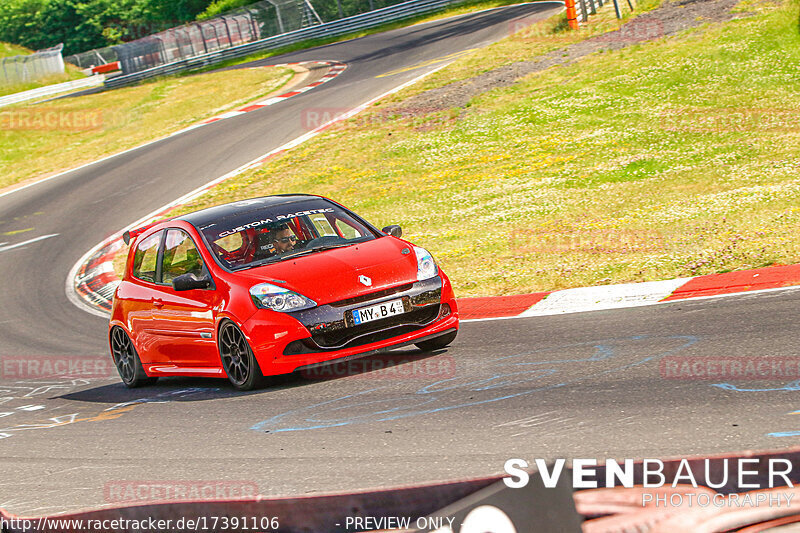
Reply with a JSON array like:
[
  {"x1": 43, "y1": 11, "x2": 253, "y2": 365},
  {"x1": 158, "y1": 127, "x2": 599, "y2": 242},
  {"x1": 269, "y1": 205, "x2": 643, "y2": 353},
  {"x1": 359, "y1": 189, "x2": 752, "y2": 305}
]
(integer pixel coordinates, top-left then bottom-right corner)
[
  {"x1": 310, "y1": 214, "x2": 337, "y2": 237},
  {"x1": 162, "y1": 229, "x2": 205, "y2": 285},
  {"x1": 335, "y1": 218, "x2": 362, "y2": 239},
  {"x1": 132, "y1": 231, "x2": 162, "y2": 283},
  {"x1": 214, "y1": 232, "x2": 244, "y2": 253}
]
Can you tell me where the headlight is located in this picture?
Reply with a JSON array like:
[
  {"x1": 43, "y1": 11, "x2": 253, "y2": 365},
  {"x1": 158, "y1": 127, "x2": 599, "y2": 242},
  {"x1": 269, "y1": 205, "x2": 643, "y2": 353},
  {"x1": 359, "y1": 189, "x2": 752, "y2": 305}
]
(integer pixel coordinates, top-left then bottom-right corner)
[
  {"x1": 414, "y1": 246, "x2": 438, "y2": 281},
  {"x1": 249, "y1": 283, "x2": 316, "y2": 312}
]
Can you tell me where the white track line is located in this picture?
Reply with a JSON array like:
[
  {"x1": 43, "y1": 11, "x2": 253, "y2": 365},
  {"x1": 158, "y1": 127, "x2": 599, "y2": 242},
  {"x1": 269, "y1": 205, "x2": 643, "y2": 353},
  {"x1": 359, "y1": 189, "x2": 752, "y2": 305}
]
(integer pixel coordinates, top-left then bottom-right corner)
[{"x1": 0, "y1": 234, "x2": 59, "y2": 253}]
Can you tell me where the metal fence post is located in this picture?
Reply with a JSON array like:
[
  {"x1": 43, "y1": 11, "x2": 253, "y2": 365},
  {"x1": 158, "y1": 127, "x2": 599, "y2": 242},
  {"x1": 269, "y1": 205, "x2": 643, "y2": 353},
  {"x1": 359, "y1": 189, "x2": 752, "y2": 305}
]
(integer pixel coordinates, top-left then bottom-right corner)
[
  {"x1": 220, "y1": 16, "x2": 234, "y2": 47},
  {"x1": 612, "y1": 0, "x2": 623, "y2": 18},
  {"x1": 578, "y1": 0, "x2": 588, "y2": 22},
  {"x1": 195, "y1": 24, "x2": 208, "y2": 54},
  {"x1": 275, "y1": 5, "x2": 286, "y2": 33},
  {"x1": 158, "y1": 38, "x2": 168, "y2": 67},
  {"x1": 303, "y1": 0, "x2": 323, "y2": 25},
  {"x1": 246, "y1": 8, "x2": 260, "y2": 40},
  {"x1": 229, "y1": 17, "x2": 239, "y2": 44}
]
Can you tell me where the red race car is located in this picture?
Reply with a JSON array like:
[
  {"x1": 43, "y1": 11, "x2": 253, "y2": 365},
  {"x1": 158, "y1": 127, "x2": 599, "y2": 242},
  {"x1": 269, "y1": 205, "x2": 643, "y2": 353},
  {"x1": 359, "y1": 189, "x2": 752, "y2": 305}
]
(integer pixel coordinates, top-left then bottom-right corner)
[{"x1": 109, "y1": 195, "x2": 459, "y2": 390}]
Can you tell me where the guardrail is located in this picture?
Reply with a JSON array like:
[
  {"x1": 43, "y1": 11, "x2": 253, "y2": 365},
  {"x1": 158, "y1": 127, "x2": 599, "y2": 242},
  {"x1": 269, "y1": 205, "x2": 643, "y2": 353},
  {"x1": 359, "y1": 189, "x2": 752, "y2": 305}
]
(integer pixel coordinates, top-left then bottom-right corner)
[
  {"x1": 0, "y1": 75, "x2": 105, "y2": 108},
  {"x1": 105, "y1": 0, "x2": 467, "y2": 89}
]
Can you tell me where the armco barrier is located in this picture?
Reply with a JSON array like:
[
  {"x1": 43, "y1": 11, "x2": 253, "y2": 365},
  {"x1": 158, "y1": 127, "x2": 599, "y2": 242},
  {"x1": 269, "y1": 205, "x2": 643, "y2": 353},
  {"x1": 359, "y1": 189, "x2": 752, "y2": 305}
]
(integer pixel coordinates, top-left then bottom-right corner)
[
  {"x1": 104, "y1": 0, "x2": 526, "y2": 88},
  {"x1": 0, "y1": 75, "x2": 105, "y2": 109}
]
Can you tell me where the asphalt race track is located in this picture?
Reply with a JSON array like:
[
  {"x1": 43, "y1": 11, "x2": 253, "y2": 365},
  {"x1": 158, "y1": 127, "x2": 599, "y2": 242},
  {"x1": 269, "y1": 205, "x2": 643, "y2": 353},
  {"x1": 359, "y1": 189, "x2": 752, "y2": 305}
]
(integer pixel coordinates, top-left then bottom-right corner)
[{"x1": 1, "y1": 2, "x2": 799, "y2": 516}]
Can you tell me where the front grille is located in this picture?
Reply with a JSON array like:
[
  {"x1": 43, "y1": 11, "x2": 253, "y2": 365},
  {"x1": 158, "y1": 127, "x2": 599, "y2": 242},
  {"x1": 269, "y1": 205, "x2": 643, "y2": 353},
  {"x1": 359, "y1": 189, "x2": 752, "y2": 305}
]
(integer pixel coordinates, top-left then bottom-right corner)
[
  {"x1": 312, "y1": 305, "x2": 440, "y2": 348},
  {"x1": 283, "y1": 276, "x2": 445, "y2": 355},
  {"x1": 328, "y1": 283, "x2": 414, "y2": 308}
]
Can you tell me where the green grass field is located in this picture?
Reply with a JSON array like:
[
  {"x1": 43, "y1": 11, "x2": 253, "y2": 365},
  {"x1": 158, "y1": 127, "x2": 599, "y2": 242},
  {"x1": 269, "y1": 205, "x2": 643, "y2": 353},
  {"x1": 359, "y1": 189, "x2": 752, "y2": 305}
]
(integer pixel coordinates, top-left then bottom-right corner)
[
  {"x1": 0, "y1": 42, "x2": 31, "y2": 58},
  {"x1": 0, "y1": 65, "x2": 293, "y2": 191},
  {"x1": 168, "y1": 0, "x2": 800, "y2": 297}
]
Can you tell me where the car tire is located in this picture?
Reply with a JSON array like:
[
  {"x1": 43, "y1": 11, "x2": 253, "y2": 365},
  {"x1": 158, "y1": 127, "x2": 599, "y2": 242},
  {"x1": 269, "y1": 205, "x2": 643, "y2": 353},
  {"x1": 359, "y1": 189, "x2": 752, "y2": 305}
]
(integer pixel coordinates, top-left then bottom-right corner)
[
  {"x1": 218, "y1": 320, "x2": 264, "y2": 391},
  {"x1": 110, "y1": 327, "x2": 158, "y2": 388},
  {"x1": 415, "y1": 330, "x2": 458, "y2": 352}
]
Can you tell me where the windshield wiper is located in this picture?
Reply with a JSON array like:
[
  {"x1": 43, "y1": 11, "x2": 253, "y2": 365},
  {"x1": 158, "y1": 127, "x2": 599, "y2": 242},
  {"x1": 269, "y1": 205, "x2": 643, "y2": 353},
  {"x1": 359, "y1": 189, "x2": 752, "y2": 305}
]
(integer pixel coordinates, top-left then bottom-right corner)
[
  {"x1": 284, "y1": 243, "x2": 354, "y2": 258},
  {"x1": 236, "y1": 243, "x2": 355, "y2": 270}
]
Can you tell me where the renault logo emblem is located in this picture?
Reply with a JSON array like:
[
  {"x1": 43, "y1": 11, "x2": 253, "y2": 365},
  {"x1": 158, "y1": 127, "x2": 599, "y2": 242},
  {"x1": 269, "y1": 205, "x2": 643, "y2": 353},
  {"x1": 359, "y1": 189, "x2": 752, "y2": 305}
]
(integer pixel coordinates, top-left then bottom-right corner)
[{"x1": 359, "y1": 275, "x2": 372, "y2": 287}]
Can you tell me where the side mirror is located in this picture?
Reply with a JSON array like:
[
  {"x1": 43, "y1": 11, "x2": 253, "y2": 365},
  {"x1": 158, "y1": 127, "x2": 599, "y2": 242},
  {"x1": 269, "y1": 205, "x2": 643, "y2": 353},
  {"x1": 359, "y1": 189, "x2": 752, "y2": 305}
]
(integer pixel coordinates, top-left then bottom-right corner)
[
  {"x1": 172, "y1": 272, "x2": 212, "y2": 291},
  {"x1": 381, "y1": 225, "x2": 402, "y2": 238}
]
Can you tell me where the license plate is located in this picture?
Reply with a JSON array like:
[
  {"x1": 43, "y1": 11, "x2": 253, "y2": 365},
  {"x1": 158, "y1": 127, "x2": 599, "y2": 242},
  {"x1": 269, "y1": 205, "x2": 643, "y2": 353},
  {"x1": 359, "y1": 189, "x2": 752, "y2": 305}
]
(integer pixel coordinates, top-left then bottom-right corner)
[{"x1": 351, "y1": 298, "x2": 405, "y2": 325}]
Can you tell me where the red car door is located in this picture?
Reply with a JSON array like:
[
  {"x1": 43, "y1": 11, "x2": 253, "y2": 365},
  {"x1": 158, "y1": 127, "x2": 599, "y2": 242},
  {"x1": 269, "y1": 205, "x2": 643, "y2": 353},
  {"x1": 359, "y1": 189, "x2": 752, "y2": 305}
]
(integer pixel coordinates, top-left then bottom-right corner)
[
  {"x1": 148, "y1": 228, "x2": 220, "y2": 368},
  {"x1": 126, "y1": 230, "x2": 172, "y2": 364}
]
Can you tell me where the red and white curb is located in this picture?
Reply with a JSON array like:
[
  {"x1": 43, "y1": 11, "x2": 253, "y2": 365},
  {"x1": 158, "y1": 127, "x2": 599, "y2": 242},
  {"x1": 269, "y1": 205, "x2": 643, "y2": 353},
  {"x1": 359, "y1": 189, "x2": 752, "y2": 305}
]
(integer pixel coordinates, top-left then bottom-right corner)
[
  {"x1": 169, "y1": 61, "x2": 347, "y2": 136},
  {"x1": 74, "y1": 239, "x2": 125, "y2": 312},
  {"x1": 458, "y1": 264, "x2": 800, "y2": 321}
]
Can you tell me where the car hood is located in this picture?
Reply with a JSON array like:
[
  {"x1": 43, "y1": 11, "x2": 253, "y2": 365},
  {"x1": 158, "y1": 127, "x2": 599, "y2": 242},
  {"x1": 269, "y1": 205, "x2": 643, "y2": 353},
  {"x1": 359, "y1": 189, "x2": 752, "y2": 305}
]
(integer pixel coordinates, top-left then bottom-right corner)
[{"x1": 231, "y1": 236, "x2": 420, "y2": 305}]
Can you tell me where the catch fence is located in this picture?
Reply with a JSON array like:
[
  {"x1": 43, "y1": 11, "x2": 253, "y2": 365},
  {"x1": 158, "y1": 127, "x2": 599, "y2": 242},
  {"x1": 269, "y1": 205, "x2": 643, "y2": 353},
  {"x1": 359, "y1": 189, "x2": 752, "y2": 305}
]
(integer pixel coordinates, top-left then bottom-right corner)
[
  {"x1": 0, "y1": 44, "x2": 65, "y2": 85},
  {"x1": 64, "y1": 47, "x2": 118, "y2": 71},
  {"x1": 111, "y1": 0, "x2": 323, "y2": 76}
]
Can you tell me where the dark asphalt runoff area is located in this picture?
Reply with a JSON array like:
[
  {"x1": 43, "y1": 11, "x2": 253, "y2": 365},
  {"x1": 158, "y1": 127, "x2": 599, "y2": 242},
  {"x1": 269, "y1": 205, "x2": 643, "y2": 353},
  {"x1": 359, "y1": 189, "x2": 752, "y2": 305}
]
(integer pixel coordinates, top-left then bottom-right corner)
[{"x1": 0, "y1": 1, "x2": 799, "y2": 517}]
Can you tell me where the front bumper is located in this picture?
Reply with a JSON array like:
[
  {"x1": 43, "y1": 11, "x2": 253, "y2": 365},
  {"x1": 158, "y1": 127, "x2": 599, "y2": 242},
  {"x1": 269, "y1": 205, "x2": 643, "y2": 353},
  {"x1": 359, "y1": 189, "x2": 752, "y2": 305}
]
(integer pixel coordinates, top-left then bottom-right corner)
[
  {"x1": 241, "y1": 275, "x2": 458, "y2": 376},
  {"x1": 285, "y1": 275, "x2": 444, "y2": 353}
]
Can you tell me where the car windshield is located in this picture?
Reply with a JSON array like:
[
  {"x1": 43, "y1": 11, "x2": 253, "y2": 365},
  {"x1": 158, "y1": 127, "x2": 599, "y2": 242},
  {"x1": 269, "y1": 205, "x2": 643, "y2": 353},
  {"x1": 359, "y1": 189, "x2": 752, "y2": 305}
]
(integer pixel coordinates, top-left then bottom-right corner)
[{"x1": 196, "y1": 199, "x2": 378, "y2": 270}]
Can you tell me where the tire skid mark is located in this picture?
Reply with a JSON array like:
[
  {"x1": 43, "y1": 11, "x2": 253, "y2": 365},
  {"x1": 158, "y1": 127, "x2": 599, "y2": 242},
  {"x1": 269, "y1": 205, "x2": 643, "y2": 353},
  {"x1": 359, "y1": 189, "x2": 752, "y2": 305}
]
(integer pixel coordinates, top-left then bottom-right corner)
[{"x1": 252, "y1": 335, "x2": 698, "y2": 433}]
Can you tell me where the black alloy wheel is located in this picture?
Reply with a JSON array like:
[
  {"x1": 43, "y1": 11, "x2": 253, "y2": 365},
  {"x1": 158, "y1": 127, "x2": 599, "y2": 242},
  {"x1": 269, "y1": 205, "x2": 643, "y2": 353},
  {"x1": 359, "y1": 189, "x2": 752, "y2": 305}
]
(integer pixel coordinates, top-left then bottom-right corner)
[
  {"x1": 219, "y1": 320, "x2": 263, "y2": 391},
  {"x1": 110, "y1": 327, "x2": 158, "y2": 388}
]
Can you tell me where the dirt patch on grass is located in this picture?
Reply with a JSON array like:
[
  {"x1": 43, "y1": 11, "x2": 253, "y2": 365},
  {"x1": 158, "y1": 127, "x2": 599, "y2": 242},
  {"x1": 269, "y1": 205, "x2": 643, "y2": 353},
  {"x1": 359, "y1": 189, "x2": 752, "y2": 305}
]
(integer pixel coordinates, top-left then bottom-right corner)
[{"x1": 392, "y1": 0, "x2": 745, "y2": 116}]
